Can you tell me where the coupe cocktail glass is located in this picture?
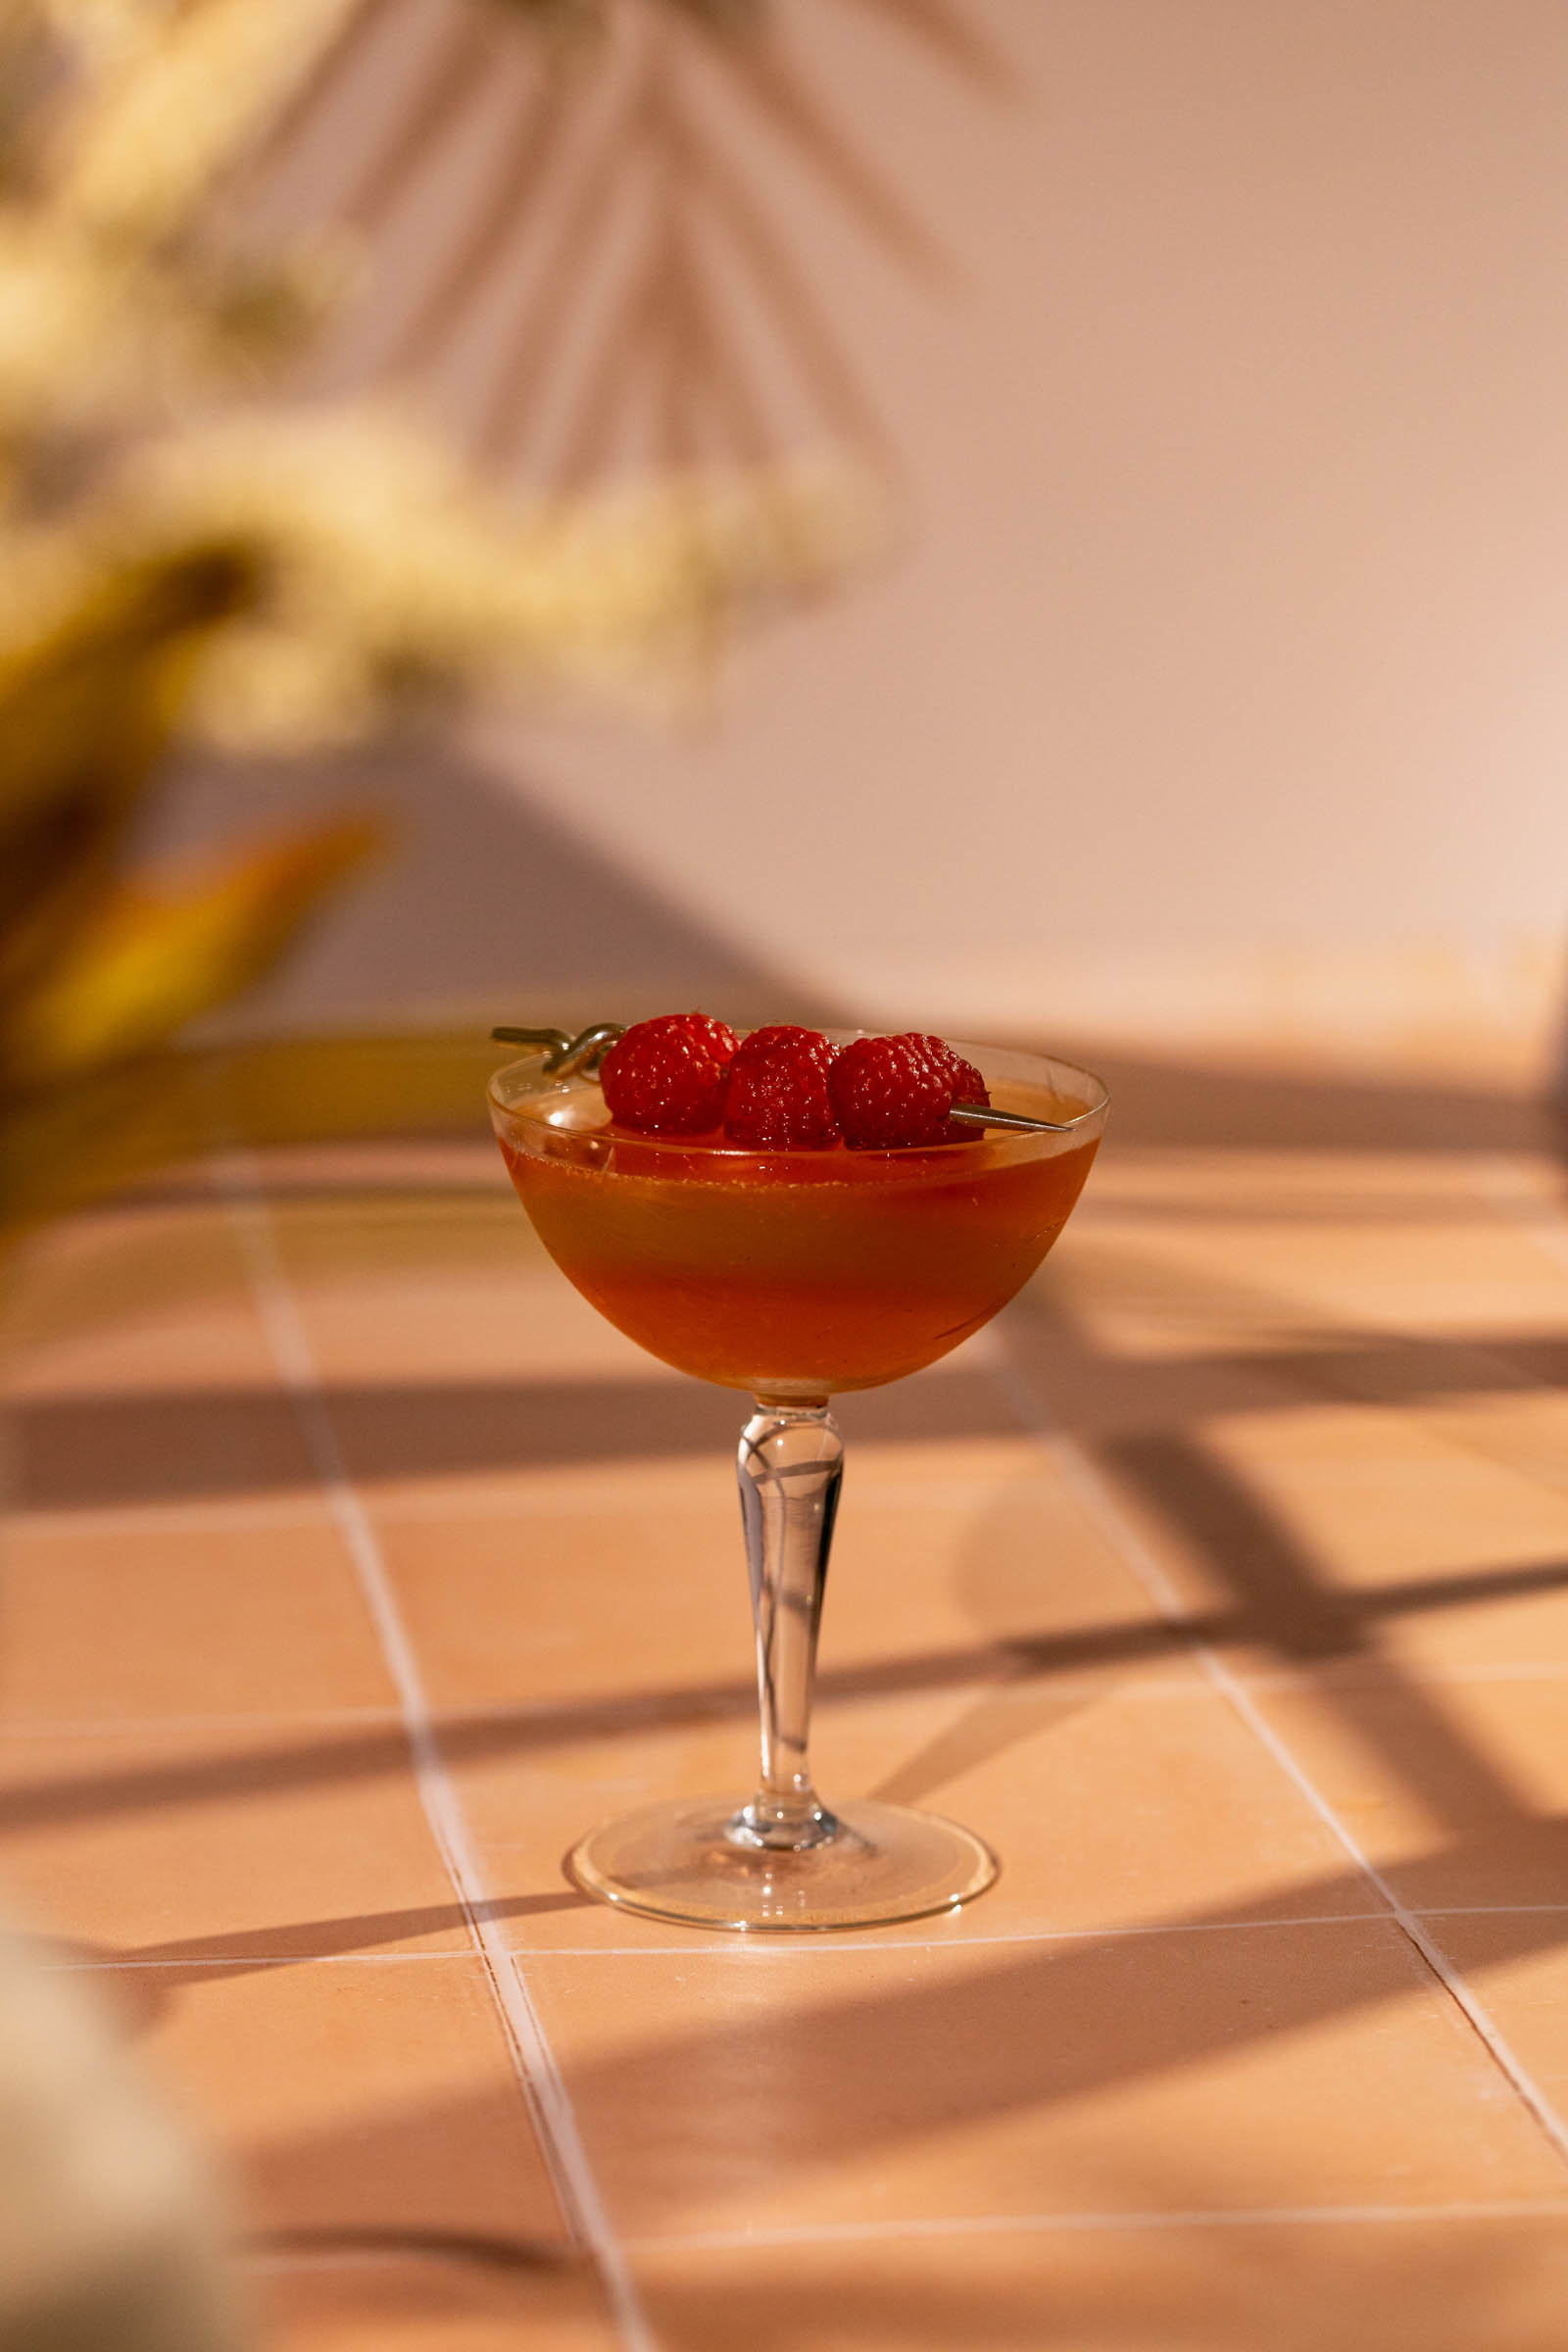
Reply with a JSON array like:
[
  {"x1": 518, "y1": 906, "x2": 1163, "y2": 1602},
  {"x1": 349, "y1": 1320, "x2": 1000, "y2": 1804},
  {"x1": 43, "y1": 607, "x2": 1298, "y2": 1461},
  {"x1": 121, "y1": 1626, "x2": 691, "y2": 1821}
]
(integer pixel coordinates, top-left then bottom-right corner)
[{"x1": 488, "y1": 1032, "x2": 1106, "y2": 1931}]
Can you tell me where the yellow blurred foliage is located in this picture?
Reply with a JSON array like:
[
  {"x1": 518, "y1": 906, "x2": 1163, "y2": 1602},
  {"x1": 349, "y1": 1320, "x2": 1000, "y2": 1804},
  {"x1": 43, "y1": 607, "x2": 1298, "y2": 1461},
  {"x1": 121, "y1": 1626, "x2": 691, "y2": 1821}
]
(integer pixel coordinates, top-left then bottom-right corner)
[
  {"x1": 0, "y1": 532, "x2": 382, "y2": 1220},
  {"x1": 0, "y1": 0, "x2": 875, "y2": 1232},
  {"x1": 0, "y1": 546, "x2": 254, "y2": 1004},
  {"x1": 5, "y1": 816, "x2": 380, "y2": 1093}
]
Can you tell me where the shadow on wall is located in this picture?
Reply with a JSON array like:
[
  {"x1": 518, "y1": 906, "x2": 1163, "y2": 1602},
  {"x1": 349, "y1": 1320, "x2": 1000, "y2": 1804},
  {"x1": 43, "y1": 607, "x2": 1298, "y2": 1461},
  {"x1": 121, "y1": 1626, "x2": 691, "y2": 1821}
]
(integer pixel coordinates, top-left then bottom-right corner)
[
  {"x1": 140, "y1": 730, "x2": 829, "y2": 1036},
  {"x1": 1050, "y1": 1043, "x2": 1562, "y2": 1156},
  {"x1": 122, "y1": 729, "x2": 1568, "y2": 1168}
]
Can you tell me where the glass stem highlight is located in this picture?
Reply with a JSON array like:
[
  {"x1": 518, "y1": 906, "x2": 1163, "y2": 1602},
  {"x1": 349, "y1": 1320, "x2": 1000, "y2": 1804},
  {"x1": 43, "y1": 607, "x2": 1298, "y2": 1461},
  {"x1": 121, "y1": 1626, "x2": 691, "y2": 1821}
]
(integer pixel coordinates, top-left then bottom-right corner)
[{"x1": 731, "y1": 1398, "x2": 844, "y2": 1852}]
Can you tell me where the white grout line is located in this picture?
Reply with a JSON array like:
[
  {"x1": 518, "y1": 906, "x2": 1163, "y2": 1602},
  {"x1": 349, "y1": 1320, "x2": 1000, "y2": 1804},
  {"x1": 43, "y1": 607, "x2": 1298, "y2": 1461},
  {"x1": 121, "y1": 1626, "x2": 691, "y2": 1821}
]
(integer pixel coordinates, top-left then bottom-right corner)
[
  {"x1": 212, "y1": 1151, "x2": 658, "y2": 2352},
  {"x1": 33, "y1": 1912, "x2": 1394, "y2": 1972},
  {"x1": 239, "y1": 2193, "x2": 1568, "y2": 2272},
  {"x1": 35, "y1": 1897, "x2": 1568, "y2": 1973},
  {"x1": 495, "y1": 1911, "x2": 1399, "y2": 1959},
  {"x1": 0, "y1": 1705, "x2": 407, "y2": 1739},
  {"x1": 10, "y1": 1498, "x2": 337, "y2": 1539},
  {"x1": 449, "y1": 1897, "x2": 1568, "y2": 1956},
  {"x1": 994, "y1": 1338, "x2": 1568, "y2": 2178},
  {"x1": 1239, "y1": 1661, "x2": 1568, "y2": 1690},
  {"x1": 619, "y1": 2196, "x2": 1568, "y2": 2255},
  {"x1": 43, "y1": 1951, "x2": 478, "y2": 1970},
  {"x1": 1420, "y1": 1899, "x2": 1568, "y2": 1919}
]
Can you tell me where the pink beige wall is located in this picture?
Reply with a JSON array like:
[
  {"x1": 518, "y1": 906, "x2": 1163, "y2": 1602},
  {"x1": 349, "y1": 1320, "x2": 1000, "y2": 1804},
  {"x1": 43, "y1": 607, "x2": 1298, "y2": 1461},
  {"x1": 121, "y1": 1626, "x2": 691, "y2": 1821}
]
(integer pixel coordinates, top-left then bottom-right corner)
[{"x1": 215, "y1": 1, "x2": 1568, "y2": 1062}]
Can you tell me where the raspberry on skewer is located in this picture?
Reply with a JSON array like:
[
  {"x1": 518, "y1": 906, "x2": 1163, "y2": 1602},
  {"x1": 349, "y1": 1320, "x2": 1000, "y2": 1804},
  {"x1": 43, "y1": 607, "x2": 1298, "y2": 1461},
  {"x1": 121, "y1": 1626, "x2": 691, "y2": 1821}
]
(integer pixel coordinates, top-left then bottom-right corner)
[
  {"x1": 829, "y1": 1035, "x2": 950, "y2": 1149},
  {"x1": 599, "y1": 1011, "x2": 738, "y2": 1135},
  {"x1": 501, "y1": 1011, "x2": 1005, "y2": 1149},
  {"x1": 724, "y1": 1027, "x2": 842, "y2": 1149},
  {"x1": 897, "y1": 1032, "x2": 992, "y2": 1142}
]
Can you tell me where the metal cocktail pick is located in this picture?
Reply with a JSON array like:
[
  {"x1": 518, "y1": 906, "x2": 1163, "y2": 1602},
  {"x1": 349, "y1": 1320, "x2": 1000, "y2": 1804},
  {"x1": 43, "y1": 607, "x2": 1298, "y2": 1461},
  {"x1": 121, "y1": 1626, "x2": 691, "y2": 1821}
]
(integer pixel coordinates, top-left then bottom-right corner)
[
  {"x1": 490, "y1": 1024, "x2": 1082, "y2": 1132},
  {"x1": 944, "y1": 1101, "x2": 1080, "y2": 1135},
  {"x1": 491, "y1": 1023, "x2": 625, "y2": 1076}
]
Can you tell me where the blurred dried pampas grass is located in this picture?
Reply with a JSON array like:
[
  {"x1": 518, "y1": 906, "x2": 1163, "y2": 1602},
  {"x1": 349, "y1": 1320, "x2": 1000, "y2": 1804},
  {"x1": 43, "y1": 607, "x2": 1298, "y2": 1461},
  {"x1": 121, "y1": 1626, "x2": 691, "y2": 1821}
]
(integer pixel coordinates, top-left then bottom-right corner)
[{"x1": 0, "y1": 0, "x2": 905, "y2": 1224}]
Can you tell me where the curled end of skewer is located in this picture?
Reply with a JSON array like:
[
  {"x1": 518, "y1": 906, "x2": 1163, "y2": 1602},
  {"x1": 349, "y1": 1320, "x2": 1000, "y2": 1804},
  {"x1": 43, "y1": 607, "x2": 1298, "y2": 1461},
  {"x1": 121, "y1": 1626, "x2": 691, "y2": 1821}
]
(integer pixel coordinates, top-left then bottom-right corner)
[{"x1": 491, "y1": 1023, "x2": 626, "y2": 1076}]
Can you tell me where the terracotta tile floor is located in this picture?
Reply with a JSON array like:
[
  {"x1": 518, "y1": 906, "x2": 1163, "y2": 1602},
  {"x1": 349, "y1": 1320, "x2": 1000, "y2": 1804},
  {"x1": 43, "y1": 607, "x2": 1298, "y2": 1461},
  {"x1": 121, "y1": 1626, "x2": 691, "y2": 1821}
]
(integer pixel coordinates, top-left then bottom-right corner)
[{"x1": 7, "y1": 1071, "x2": 1568, "y2": 2349}]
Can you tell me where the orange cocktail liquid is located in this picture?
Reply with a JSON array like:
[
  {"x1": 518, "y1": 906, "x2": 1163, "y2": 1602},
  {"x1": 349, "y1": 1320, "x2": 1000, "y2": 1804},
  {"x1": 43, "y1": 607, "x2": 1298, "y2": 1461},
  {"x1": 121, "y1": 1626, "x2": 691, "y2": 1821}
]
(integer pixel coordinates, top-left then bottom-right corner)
[{"x1": 500, "y1": 1121, "x2": 1099, "y2": 1398}]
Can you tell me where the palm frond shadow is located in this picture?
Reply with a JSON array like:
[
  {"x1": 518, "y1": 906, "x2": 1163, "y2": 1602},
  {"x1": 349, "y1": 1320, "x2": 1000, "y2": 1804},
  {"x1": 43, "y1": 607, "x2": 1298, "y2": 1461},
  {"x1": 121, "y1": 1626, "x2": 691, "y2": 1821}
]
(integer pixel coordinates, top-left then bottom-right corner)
[{"x1": 236, "y1": 0, "x2": 1009, "y2": 489}]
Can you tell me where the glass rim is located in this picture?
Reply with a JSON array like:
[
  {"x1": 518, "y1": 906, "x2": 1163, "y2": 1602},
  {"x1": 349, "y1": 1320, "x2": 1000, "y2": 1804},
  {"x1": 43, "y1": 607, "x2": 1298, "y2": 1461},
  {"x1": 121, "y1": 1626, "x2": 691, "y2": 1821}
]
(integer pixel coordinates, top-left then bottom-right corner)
[{"x1": 486, "y1": 1031, "x2": 1109, "y2": 1161}]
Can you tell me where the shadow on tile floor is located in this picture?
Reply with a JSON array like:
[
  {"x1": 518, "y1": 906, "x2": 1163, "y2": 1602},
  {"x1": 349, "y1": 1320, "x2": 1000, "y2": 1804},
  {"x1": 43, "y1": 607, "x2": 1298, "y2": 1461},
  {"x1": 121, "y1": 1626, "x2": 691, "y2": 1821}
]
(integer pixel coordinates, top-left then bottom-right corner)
[
  {"x1": 14, "y1": 1322, "x2": 1568, "y2": 1509},
  {"x1": 6, "y1": 1513, "x2": 1568, "y2": 1845},
  {"x1": 626, "y1": 2215, "x2": 1568, "y2": 2352},
  {"x1": 49, "y1": 1891, "x2": 593, "y2": 2029},
  {"x1": 251, "y1": 2204, "x2": 1568, "y2": 2352},
  {"x1": 7, "y1": 1365, "x2": 1019, "y2": 1510},
  {"x1": 8, "y1": 1039, "x2": 1568, "y2": 2347},
  {"x1": 65, "y1": 1865, "x2": 1568, "y2": 2266}
]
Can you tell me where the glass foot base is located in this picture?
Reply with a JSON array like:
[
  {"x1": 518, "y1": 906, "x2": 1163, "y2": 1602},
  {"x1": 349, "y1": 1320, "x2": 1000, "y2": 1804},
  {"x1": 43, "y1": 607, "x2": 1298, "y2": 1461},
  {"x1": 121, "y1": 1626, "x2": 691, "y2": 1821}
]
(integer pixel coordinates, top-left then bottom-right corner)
[{"x1": 566, "y1": 1795, "x2": 998, "y2": 1932}]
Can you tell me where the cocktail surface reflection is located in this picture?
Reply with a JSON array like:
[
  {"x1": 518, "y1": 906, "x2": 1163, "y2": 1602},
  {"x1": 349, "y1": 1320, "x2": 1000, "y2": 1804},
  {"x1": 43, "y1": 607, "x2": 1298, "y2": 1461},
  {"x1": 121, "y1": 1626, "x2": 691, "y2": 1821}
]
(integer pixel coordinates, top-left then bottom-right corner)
[{"x1": 489, "y1": 1033, "x2": 1107, "y2": 1930}]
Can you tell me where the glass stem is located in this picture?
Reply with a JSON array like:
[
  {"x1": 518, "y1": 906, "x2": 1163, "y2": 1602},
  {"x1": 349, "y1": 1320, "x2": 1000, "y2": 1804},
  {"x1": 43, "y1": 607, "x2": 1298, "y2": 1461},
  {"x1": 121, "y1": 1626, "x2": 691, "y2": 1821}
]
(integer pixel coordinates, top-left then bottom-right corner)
[{"x1": 729, "y1": 1398, "x2": 844, "y2": 1852}]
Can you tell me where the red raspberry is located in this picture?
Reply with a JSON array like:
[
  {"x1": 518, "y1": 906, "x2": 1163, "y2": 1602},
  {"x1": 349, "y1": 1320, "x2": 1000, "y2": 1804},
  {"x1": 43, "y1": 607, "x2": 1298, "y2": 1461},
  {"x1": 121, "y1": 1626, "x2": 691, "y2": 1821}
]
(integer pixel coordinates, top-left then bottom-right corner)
[
  {"x1": 728, "y1": 1025, "x2": 842, "y2": 1086},
  {"x1": 828, "y1": 1033, "x2": 952, "y2": 1148},
  {"x1": 600, "y1": 1011, "x2": 738, "y2": 1135},
  {"x1": 724, "y1": 1027, "x2": 841, "y2": 1149},
  {"x1": 901, "y1": 1032, "x2": 991, "y2": 1141},
  {"x1": 828, "y1": 1031, "x2": 992, "y2": 1148}
]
